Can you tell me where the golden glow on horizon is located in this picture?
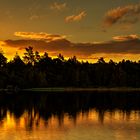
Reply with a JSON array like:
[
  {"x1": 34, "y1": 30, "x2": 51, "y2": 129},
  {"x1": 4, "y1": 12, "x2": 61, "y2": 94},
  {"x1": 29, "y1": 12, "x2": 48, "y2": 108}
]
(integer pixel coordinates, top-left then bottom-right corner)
[
  {"x1": 0, "y1": 41, "x2": 22, "y2": 60},
  {"x1": 1, "y1": 41, "x2": 140, "y2": 62}
]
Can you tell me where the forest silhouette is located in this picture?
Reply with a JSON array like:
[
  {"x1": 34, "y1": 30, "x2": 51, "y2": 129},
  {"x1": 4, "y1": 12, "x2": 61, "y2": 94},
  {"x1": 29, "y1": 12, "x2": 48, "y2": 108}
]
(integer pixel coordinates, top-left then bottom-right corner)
[{"x1": 1, "y1": 46, "x2": 140, "y2": 88}]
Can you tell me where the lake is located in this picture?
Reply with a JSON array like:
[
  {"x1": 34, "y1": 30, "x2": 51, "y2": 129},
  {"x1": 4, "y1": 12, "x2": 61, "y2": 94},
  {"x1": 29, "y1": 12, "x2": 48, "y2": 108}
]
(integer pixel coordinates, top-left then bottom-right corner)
[{"x1": 0, "y1": 91, "x2": 140, "y2": 140}]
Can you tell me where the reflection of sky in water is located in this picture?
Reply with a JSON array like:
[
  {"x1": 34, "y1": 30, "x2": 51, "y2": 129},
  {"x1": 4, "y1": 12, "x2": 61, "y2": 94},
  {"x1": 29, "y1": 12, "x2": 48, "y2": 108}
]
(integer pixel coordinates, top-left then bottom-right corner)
[{"x1": 0, "y1": 110, "x2": 140, "y2": 140}]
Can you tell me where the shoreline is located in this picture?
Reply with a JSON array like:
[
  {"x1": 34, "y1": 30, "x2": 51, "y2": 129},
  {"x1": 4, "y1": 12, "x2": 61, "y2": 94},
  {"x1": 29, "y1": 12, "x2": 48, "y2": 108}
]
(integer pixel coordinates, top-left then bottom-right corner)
[
  {"x1": 22, "y1": 87, "x2": 140, "y2": 92},
  {"x1": 1, "y1": 87, "x2": 140, "y2": 93}
]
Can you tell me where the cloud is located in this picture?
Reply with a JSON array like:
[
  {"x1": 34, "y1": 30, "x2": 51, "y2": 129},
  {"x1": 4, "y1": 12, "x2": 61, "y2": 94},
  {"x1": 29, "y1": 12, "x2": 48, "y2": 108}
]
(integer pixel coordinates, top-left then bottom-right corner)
[
  {"x1": 113, "y1": 34, "x2": 139, "y2": 41},
  {"x1": 103, "y1": 3, "x2": 140, "y2": 27},
  {"x1": 3, "y1": 39, "x2": 73, "y2": 56},
  {"x1": 2, "y1": 32, "x2": 140, "y2": 57},
  {"x1": 30, "y1": 15, "x2": 40, "y2": 20},
  {"x1": 14, "y1": 32, "x2": 66, "y2": 42},
  {"x1": 50, "y1": 2, "x2": 66, "y2": 11},
  {"x1": 2, "y1": 32, "x2": 140, "y2": 61},
  {"x1": 65, "y1": 11, "x2": 86, "y2": 23}
]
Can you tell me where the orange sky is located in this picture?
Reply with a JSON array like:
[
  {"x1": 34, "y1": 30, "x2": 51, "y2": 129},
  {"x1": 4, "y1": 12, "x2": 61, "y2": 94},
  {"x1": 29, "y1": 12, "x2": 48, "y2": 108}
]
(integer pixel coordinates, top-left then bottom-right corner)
[{"x1": 0, "y1": 0, "x2": 140, "y2": 62}]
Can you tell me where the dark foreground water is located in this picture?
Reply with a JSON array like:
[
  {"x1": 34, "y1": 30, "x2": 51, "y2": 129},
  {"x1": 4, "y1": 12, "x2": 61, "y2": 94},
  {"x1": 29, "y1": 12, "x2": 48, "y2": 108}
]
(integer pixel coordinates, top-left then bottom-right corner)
[{"x1": 1, "y1": 91, "x2": 140, "y2": 140}]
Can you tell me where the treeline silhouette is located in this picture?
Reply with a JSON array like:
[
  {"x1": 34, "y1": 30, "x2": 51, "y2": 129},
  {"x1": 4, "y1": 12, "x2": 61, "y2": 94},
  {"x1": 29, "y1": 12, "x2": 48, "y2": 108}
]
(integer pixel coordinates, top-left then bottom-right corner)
[{"x1": 1, "y1": 46, "x2": 140, "y2": 88}]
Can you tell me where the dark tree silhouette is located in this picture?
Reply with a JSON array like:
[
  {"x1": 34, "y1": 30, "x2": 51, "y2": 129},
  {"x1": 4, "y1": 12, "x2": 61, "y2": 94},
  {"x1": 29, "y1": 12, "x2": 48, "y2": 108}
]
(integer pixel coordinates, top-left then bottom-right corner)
[
  {"x1": 0, "y1": 52, "x2": 7, "y2": 67},
  {"x1": 23, "y1": 46, "x2": 35, "y2": 65},
  {"x1": 1, "y1": 47, "x2": 140, "y2": 88}
]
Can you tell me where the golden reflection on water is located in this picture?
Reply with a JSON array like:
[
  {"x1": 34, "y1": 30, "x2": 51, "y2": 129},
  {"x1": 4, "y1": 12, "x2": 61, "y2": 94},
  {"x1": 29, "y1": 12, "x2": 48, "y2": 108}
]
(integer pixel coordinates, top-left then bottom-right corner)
[{"x1": 0, "y1": 109, "x2": 140, "y2": 140}]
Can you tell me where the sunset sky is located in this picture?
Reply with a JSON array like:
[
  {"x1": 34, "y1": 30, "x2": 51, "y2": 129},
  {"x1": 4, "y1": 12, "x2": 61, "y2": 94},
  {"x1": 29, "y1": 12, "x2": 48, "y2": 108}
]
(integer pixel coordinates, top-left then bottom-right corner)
[{"x1": 0, "y1": 0, "x2": 140, "y2": 62}]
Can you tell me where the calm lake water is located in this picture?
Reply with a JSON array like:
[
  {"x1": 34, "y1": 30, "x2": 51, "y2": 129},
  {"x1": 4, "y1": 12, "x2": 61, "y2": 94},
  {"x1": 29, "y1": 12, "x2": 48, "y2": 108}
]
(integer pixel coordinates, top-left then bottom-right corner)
[{"x1": 0, "y1": 91, "x2": 140, "y2": 140}]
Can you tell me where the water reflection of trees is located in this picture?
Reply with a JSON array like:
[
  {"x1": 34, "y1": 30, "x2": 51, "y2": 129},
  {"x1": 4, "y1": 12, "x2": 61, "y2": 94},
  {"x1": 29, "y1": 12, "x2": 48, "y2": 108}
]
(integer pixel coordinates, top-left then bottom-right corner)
[{"x1": 0, "y1": 92, "x2": 140, "y2": 129}]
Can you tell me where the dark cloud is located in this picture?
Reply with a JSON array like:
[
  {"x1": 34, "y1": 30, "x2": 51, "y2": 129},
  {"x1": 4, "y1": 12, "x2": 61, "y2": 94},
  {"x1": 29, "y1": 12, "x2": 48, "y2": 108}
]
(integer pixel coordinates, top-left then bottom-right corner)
[
  {"x1": 5, "y1": 39, "x2": 71, "y2": 52},
  {"x1": 3, "y1": 34, "x2": 140, "y2": 58}
]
